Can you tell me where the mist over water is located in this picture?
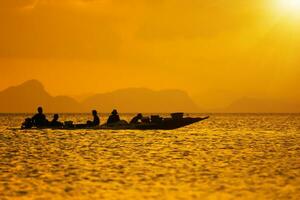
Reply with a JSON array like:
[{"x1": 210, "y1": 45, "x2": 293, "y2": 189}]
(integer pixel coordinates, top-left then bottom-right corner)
[{"x1": 0, "y1": 114, "x2": 299, "y2": 199}]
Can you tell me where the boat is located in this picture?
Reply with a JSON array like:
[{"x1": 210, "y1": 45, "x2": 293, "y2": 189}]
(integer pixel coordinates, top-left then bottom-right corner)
[
  {"x1": 100, "y1": 116, "x2": 209, "y2": 130},
  {"x1": 21, "y1": 114, "x2": 209, "y2": 130}
]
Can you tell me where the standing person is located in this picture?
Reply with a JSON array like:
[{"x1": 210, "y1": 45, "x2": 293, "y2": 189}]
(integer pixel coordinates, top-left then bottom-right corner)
[
  {"x1": 87, "y1": 110, "x2": 100, "y2": 127},
  {"x1": 107, "y1": 109, "x2": 121, "y2": 124},
  {"x1": 32, "y1": 107, "x2": 48, "y2": 127}
]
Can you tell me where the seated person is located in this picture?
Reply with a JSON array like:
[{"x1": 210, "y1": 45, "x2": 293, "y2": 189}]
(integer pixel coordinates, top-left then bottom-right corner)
[
  {"x1": 107, "y1": 109, "x2": 121, "y2": 124},
  {"x1": 87, "y1": 110, "x2": 100, "y2": 127},
  {"x1": 50, "y1": 114, "x2": 63, "y2": 127},
  {"x1": 32, "y1": 107, "x2": 49, "y2": 127},
  {"x1": 22, "y1": 118, "x2": 33, "y2": 129},
  {"x1": 130, "y1": 113, "x2": 143, "y2": 124}
]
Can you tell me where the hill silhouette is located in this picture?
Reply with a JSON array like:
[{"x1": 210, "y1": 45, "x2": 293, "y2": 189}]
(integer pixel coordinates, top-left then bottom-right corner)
[
  {"x1": 0, "y1": 80, "x2": 200, "y2": 113},
  {"x1": 83, "y1": 88, "x2": 200, "y2": 113},
  {"x1": 0, "y1": 80, "x2": 83, "y2": 113}
]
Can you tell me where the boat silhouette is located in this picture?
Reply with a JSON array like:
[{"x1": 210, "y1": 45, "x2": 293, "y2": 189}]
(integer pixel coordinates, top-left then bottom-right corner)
[{"x1": 21, "y1": 114, "x2": 209, "y2": 130}]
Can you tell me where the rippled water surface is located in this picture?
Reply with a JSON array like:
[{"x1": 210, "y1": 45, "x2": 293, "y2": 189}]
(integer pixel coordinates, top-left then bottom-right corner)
[{"x1": 0, "y1": 114, "x2": 299, "y2": 200}]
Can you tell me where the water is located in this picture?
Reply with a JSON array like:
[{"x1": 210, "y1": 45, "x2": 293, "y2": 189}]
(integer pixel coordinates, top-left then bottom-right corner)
[{"x1": 0, "y1": 114, "x2": 299, "y2": 200}]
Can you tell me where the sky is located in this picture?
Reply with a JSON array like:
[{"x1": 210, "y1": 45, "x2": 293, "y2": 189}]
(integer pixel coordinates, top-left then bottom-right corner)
[{"x1": 0, "y1": 0, "x2": 300, "y2": 108}]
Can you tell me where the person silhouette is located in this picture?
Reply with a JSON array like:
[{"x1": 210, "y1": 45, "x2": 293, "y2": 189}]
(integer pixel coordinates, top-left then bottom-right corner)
[
  {"x1": 21, "y1": 118, "x2": 33, "y2": 129},
  {"x1": 130, "y1": 113, "x2": 143, "y2": 124},
  {"x1": 32, "y1": 107, "x2": 48, "y2": 127},
  {"x1": 87, "y1": 110, "x2": 100, "y2": 127},
  {"x1": 50, "y1": 114, "x2": 63, "y2": 128},
  {"x1": 107, "y1": 109, "x2": 121, "y2": 124}
]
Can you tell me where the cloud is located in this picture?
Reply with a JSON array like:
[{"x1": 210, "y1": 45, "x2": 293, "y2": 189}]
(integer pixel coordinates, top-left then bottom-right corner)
[
  {"x1": 0, "y1": 0, "x2": 110, "y2": 11},
  {"x1": 0, "y1": 0, "x2": 38, "y2": 9},
  {"x1": 136, "y1": 0, "x2": 268, "y2": 40},
  {"x1": 0, "y1": 0, "x2": 273, "y2": 60},
  {"x1": 0, "y1": 0, "x2": 130, "y2": 60}
]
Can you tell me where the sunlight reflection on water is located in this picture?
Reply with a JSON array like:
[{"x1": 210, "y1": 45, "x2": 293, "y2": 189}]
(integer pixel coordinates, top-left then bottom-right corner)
[{"x1": 0, "y1": 114, "x2": 299, "y2": 199}]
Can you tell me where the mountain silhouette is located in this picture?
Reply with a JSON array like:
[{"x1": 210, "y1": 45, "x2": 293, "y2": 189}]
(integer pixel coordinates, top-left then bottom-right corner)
[
  {"x1": 0, "y1": 80, "x2": 83, "y2": 113},
  {"x1": 1, "y1": 80, "x2": 298, "y2": 113},
  {"x1": 0, "y1": 80, "x2": 200, "y2": 113},
  {"x1": 83, "y1": 88, "x2": 200, "y2": 113}
]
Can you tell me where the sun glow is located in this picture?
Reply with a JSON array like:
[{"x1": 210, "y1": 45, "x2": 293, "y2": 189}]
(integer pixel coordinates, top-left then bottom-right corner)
[{"x1": 277, "y1": 0, "x2": 300, "y2": 17}]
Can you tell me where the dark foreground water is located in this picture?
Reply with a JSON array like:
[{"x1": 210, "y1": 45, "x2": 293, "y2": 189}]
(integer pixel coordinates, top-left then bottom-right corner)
[{"x1": 0, "y1": 114, "x2": 299, "y2": 200}]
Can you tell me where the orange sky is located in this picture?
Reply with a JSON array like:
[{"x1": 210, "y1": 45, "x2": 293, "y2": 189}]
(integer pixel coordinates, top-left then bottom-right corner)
[{"x1": 0, "y1": 0, "x2": 300, "y2": 108}]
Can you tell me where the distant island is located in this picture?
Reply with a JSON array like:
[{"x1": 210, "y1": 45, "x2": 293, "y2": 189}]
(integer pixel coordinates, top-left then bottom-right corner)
[
  {"x1": 220, "y1": 97, "x2": 300, "y2": 113},
  {"x1": 0, "y1": 80, "x2": 200, "y2": 113},
  {"x1": 0, "y1": 80, "x2": 299, "y2": 113}
]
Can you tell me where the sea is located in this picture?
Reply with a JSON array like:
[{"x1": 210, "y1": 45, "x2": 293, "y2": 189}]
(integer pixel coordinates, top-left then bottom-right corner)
[{"x1": 0, "y1": 113, "x2": 299, "y2": 200}]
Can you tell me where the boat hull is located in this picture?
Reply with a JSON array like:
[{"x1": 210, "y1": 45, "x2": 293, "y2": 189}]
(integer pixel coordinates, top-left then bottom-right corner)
[
  {"x1": 101, "y1": 117, "x2": 208, "y2": 130},
  {"x1": 21, "y1": 117, "x2": 209, "y2": 131}
]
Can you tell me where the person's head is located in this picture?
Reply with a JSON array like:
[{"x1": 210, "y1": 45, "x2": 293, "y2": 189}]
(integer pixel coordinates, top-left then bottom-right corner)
[
  {"x1": 53, "y1": 114, "x2": 59, "y2": 121},
  {"x1": 112, "y1": 109, "x2": 118, "y2": 115},
  {"x1": 137, "y1": 113, "x2": 143, "y2": 119},
  {"x1": 92, "y1": 110, "x2": 98, "y2": 116},
  {"x1": 37, "y1": 107, "x2": 43, "y2": 114}
]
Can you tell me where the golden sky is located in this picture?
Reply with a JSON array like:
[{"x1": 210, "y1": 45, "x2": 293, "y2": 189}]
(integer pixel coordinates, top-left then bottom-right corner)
[{"x1": 0, "y1": 0, "x2": 300, "y2": 108}]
